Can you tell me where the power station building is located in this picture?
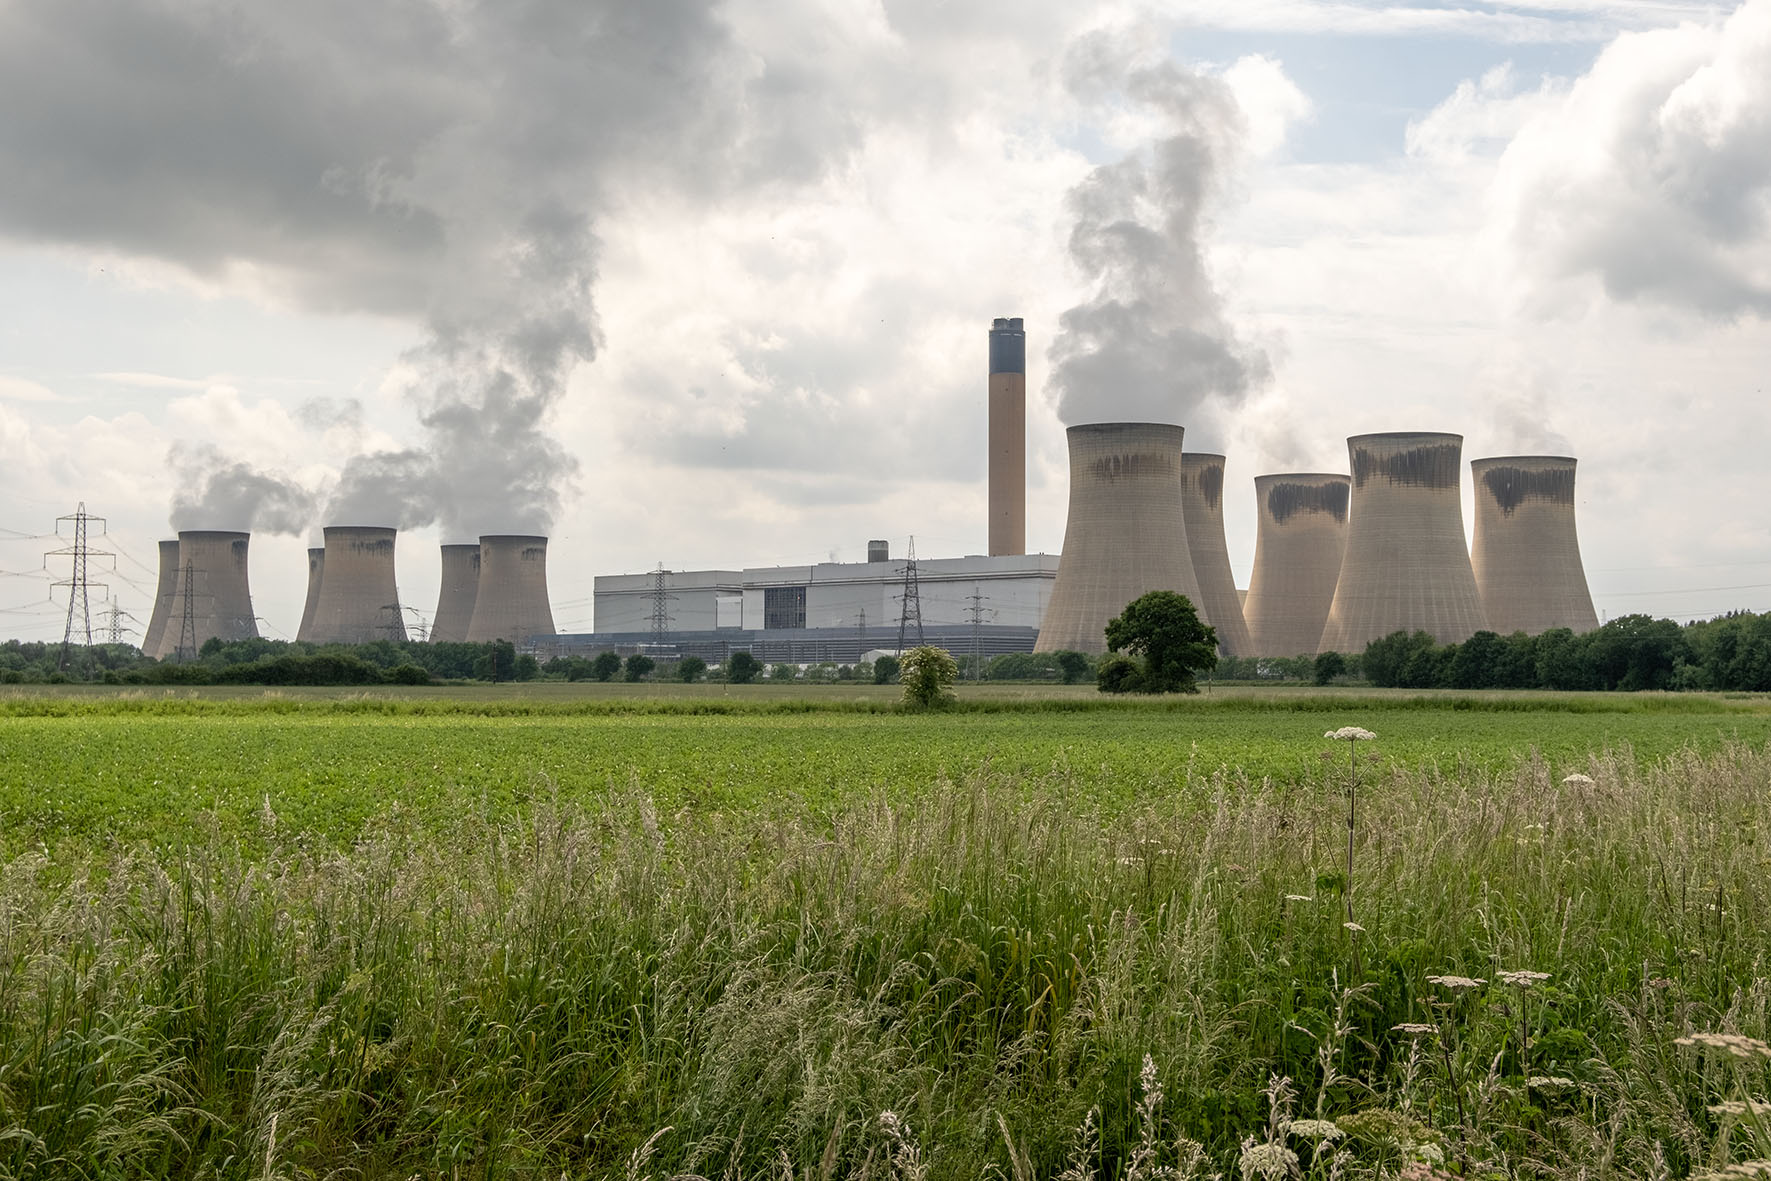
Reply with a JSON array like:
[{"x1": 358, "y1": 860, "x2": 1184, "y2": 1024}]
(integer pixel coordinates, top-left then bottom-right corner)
[
  {"x1": 1243, "y1": 473, "x2": 1350, "y2": 657},
  {"x1": 1470, "y1": 456, "x2": 1599, "y2": 635},
  {"x1": 147, "y1": 530, "x2": 259, "y2": 658},
  {"x1": 570, "y1": 547, "x2": 1056, "y2": 663}
]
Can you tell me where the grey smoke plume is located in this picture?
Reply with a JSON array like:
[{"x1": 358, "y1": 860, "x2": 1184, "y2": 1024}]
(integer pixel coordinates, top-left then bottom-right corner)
[
  {"x1": 0, "y1": 0, "x2": 806, "y2": 539},
  {"x1": 167, "y1": 444, "x2": 315, "y2": 534},
  {"x1": 1048, "y1": 34, "x2": 1271, "y2": 435}
]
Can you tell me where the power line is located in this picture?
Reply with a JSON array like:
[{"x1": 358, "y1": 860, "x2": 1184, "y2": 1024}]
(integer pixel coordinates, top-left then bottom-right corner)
[
  {"x1": 964, "y1": 584, "x2": 993, "y2": 682},
  {"x1": 649, "y1": 563, "x2": 675, "y2": 649}
]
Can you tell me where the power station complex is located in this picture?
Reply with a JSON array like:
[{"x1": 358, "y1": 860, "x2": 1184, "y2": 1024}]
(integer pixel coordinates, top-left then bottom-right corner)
[{"x1": 139, "y1": 317, "x2": 1599, "y2": 662}]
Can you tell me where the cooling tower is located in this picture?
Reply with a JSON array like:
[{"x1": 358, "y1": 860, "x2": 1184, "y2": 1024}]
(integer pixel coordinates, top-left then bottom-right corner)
[
  {"x1": 466, "y1": 535, "x2": 555, "y2": 643},
  {"x1": 295, "y1": 548, "x2": 324, "y2": 642},
  {"x1": 988, "y1": 317, "x2": 1026, "y2": 556},
  {"x1": 153, "y1": 531, "x2": 259, "y2": 658},
  {"x1": 1036, "y1": 423, "x2": 1204, "y2": 654},
  {"x1": 1179, "y1": 453, "x2": 1254, "y2": 656},
  {"x1": 1243, "y1": 474, "x2": 1350, "y2": 656},
  {"x1": 430, "y1": 543, "x2": 481, "y2": 643},
  {"x1": 140, "y1": 539, "x2": 179, "y2": 657},
  {"x1": 1470, "y1": 456, "x2": 1599, "y2": 635},
  {"x1": 306, "y1": 526, "x2": 407, "y2": 644},
  {"x1": 1319, "y1": 433, "x2": 1487, "y2": 652}
]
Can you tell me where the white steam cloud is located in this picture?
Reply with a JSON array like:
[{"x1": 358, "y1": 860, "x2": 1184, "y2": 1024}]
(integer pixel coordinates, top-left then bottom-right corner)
[
  {"x1": 167, "y1": 444, "x2": 315, "y2": 535},
  {"x1": 1047, "y1": 33, "x2": 1272, "y2": 436}
]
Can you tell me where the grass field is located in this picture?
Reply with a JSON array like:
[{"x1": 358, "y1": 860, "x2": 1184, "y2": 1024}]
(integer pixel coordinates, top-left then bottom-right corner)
[
  {"x1": 2, "y1": 686, "x2": 1769, "y2": 850},
  {"x1": 3, "y1": 685, "x2": 1771, "y2": 1179}
]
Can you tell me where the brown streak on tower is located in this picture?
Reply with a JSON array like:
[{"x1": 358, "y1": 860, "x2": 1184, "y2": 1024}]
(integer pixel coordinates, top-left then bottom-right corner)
[
  {"x1": 987, "y1": 317, "x2": 1026, "y2": 556},
  {"x1": 467, "y1": 535, "x2": 555, "y2": 644},
  {"x1": 307, "y1": 526, "x2": 406, "y2": 644}
]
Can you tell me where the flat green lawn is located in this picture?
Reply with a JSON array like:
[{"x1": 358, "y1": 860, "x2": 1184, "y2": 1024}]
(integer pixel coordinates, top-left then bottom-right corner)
[{"x1": 3, "y1": 686, "x2": 1768, "y2": 850}]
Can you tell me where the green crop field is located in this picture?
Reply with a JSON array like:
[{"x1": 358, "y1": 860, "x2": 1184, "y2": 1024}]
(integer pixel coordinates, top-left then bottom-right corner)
[
  {"x1": 2, "y1": 685, "x2": 1768, "y2": 850},
  {"x1": 4, "y1": 685, "x2": 1771, "y2": 1179}
]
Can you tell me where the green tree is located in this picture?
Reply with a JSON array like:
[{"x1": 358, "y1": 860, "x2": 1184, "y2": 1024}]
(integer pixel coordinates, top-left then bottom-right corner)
[
  {"x1": 677, "y1": 655, "x2": 707, "y2": 683},
  {"x1": 770, "y1": 663, "x2": 797, "y2": 682},
  {"x1": 872, "y1": 655, "x2": 900, "y2": 684},
  {"x1": 1095, "y1": 654, "x2": 1143, "y2": 694},
  {"x1": 1054, "y1": 650, "x2": 1091, "y2": 684},
  {"x1": 473, "y1": 639, "x2": 516, "y2": 682},
  {"x1": 1312, "y1": 650, "x2": 1346, "y2": 686},
  {"x1": 1102, "y1": 591, "x2": 1218, "y2": 694},
  {"x1": 899, "y1": 645, "x2": 958, "y2": 708},
  {"x1": 590, "y1": 651, "x2": 622, "y2": 682},
  {"x1": 726, "y1": 651, "x2": 761, "y2": 684},
  {"x1": 623, "y1": 654, "x2": 655, "y2": 682}
]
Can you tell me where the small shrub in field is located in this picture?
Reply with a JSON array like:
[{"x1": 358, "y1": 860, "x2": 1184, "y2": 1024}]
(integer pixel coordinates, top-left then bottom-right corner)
[{"x1": 899, "y1": 645, "x2": 957, "y2": 707}]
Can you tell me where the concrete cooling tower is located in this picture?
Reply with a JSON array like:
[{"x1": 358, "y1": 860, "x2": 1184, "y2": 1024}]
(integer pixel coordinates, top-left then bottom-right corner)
[
  {"x1": 1470, "y1": 456, "x2": 1599, "y2": 635},
  {"x1": 430, "y1": 543, "x2": 481, "y2": 643},
  {"x1": 1242, "y1": 474, "x2": 1350, "y2": 657},
  {"x1": 1036, "y1": 423, "x2": 1203, "y2": 654},
  {"x1": 295, "y1": 548, "x2": 324, "y2": 642},
  {"x1": 140, "y1": 539, "x2": 179, "y2": 657},
  {"x1": 466, "y1": 535, "x2": 555, "y2": 643},
  {"x1": 305, "y1": 526, "x2": 407, "y2": 644},
  {"x1": 1319, "y1": 433, "x2": 1488, "y2": 652},
  {"x1": 150, "y1": 531, "x2": 259, "y2": 658},
  {"x1": 1179, "y1": 453, "x2": 1253, "y2": 657},
  {"x1": 988, "y1": 317, "x2": 1026, "y2": 556}
]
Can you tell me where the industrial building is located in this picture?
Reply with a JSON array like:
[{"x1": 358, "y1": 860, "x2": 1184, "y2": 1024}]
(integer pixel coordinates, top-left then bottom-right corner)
[
  {"x1": 1242, "y1": 473, "x2": 1350, "y2": 657},
  {"x1": 468, "y1": 535, "x2": 556, "y2": 643},
  {"x1": 592, "y1": 548, "x2": 1055, "y2": 636},
  {"x1": 147, "y1": 530, "x2": 259, "y2": 658},
  {"x1": 1179, "y1": 452, "x2": 1253, "y2": 656},
  {"x1": 430, "y1": 543, "x2": 480, "y2": 642},
  {"x1": 1319, "y1": 432, "x2": 1488, "y2": 652},
  {"x1": 1036, "y1": 422, "x2": 1203, "y2": 653},
  {"x1": 1470, "y1": 456, "x2": 1599, "y2": 635}
]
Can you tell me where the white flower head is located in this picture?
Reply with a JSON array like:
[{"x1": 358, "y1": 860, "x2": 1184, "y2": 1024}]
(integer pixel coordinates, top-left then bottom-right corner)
[
  {"x1": 1325, "y1": 726, "x2": 1377, "y2": 741},
  {"x1": 1562, "y1": 772, "x2": 1595, "y2": 785},
  {"x1": 1392, "y1": 1023, "x2": 1437, "y2": 1036},
  {"x1": 1427, "y1": 974, "x2": 1487, "y2": 990},
  {"x1": 1239, "y1": 1138, "x2": 1300, "y2": 1180},
  {"x1": 1344, "y1": 921, "x2": 1366, "y2": 933},
  {"x1": 1287, "y1": 1119, "x2": 1343, "y2": 1142},
  {"x1": 1676, "y1": 1031, "x2": 1771, "y2": 1060},
  {"x1": 1498, "y1": 969, "x2": 1551, "y2": 988},
  {"x1": 1285, "y1": 894, "x2": 1314, "y2": 903}
]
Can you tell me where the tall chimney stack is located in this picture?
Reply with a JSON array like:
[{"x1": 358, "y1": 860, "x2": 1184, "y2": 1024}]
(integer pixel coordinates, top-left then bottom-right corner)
[{"x1": 988, "y1": 317, "x2": 1026, "y2": 556}]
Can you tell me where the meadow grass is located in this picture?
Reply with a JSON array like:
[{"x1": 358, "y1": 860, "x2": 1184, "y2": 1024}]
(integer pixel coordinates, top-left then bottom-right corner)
[{"x1": 2, "y1": 721, "x2": 1770, "y2": 1178}]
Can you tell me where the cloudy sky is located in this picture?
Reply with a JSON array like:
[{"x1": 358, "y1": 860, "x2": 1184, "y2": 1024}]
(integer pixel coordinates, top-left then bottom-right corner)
[{"x1": 3, "y1": 0, "x2": 1768, "y2": 641}]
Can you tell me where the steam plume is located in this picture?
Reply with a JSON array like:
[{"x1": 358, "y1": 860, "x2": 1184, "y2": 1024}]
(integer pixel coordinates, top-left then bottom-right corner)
[
  {"x1": 168, "y1": 444, "x2": 315, "y2": 534},
  {"x1": 1048, "y1": 35, "x2": 1270, "y2": 436}
]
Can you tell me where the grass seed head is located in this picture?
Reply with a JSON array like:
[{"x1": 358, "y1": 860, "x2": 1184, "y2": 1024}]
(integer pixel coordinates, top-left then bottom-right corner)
[{"x1": 1676, "y1": 1032, "x2": 1771, "y2": 1060}]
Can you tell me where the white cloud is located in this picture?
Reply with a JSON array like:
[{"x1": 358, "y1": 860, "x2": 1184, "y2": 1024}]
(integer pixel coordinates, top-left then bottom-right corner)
[{"x1": 0, "y1": 375, "x2": 62, "y2": 403}]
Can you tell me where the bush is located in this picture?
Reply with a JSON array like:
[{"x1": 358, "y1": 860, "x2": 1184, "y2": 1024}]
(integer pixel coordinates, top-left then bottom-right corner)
[
  {"x1": 678, "y1": 656, "x2": 707, "y2": 683},
  {"x1": 591, "y1": 652, "x2": 623, "y2": 682},
  {"x1": 726, "y1": 652, "x2": 761, "y2": 684},
  {"x1": 1095, "y1": 654, "x2": 1143, "y2": 694},
  {"x1": 1312, "y1": 651, "x2": 1346, "y2": 686},
  {"x1": 899, "y1": 645, "x2": 958, "y2": 708},
  {"x1": 872, "y1": 655, "x2": 900, "y2": 685},
  {"x1": 386, "y1": 663, "x2": 432, "y2": 685},
  {"x1": 624, "y1": 654, "x2": 656, "y2": 682}
]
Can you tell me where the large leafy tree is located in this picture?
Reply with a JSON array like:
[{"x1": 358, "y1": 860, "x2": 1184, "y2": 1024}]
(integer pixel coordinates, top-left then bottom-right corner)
[{"x1": 1102, "y1": 591, "x2": 1218, "y2": 694}]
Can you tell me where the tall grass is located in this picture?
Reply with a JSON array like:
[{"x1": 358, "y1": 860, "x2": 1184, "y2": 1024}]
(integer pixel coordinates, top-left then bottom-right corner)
[{"x1": 2, "y1": 743, "x2": 1770, "y2": 1177}]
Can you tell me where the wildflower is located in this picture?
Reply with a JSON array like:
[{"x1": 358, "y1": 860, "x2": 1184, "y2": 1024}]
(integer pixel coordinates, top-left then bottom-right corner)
[
  {"x1": 1325, "y1": 726, "x2": 1377, "y2": 741},
  {"x1": 1710, "y1": 1100, "x2": 1771, "y2": 1119},
  {"x1": 1344, "y1": 921, "x2": 1365, "y2": 933},
  {"x1": 1285, "y1": 894, "x2": 1314, "y2": 902},
  {"x1": 1498, "y1": 969, "x2": 1551, "y2": 988},
  {"x1": 1287, "y1": 1119, "x2": 1342, "y2": 1142},
  {"x1": 1392, "y1": 1023, "x2": 1437, "y2": 1036},
  {"x1": 1562, "y1": 772, "x2": 1595, "y2": 785},
  {"x1": 1426, "y1": 974, "x2": 1486, "y2": 990},
  {"x1": 1527, "y1": 1075, "x2": 1577, "y2": 1090},
  {"x1": 1238, "y1": 1138, "x2": 1300, "y2": 1180},
  {"x1": 1676, "y1": 1032, "x2": 1771, "y2": 1060}
]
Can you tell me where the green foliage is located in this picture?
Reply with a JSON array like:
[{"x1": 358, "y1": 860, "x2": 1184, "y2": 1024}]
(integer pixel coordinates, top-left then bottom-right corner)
[
  {"x1": 725, "y1": 651, "x2": 761, "y2": 684},
  {"x1": 769, "y1": 662, "x2": 797, "y2": 682},
  {"x1": 591, "y1": 651, "x2": 623, "y2": 682},
  {"x1": 386, "y1": 663, "x2": 432, "y2": 685},
  {"x1": 871, "y1": 654, "x2": 899, "y2": 684},
  {"x1": 1103, "y1": 591, "x2": 1218, "y2": 693},
  {"x1": 1311, "y1": 651, "x2": 1346, "y2": 685},
  {"x1": 1054, "y1": 649, "x2": 1092, "y2": 684},
  {"x1": 677, "y1": 655, "x2": 707, "y2": 683},
  {"x1": 1095, "y1": 654, "x2": 1143, "y2": 694},
  {"x1": 623, "y1": 654, "x2": 656, "y2": 682},
  {"x1": 898, "y1": 644, "x2": 958, "y2": 708},
  {"x1": 1356, "y1": 613, "x2": 1726, "y2": 691}
]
